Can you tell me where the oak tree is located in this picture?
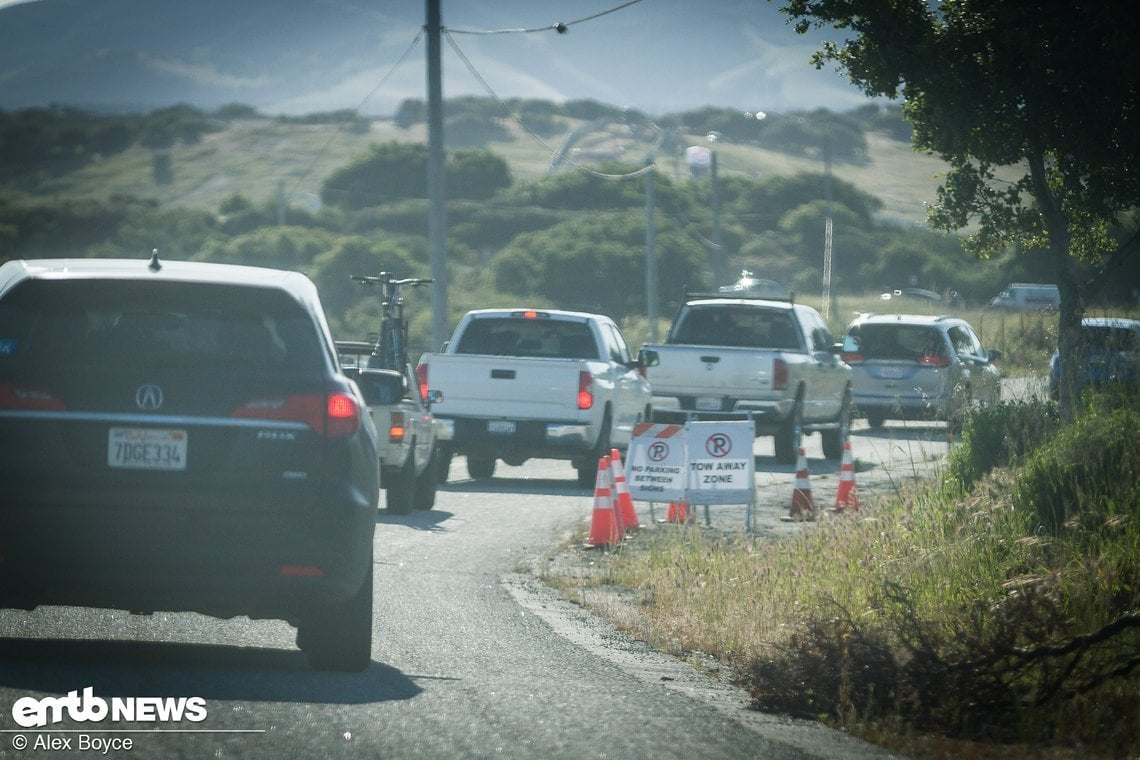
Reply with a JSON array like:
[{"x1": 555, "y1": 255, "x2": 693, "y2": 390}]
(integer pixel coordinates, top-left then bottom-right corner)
[{"x1": 779, "y1": 0, "x2": 1140, "y2": 412}]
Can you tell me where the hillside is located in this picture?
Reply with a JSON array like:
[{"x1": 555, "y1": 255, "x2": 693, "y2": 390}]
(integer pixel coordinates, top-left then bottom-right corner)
[{"x1": 20, "y1": 114, "x2": 949, "y2": 229}]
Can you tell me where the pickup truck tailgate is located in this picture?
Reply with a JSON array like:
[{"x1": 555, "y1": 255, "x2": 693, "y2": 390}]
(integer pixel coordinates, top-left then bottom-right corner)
[
  {"x1": 429, "y1": 355, "x2": 586, "y2": 420},
  {"x1": 647, "y1": 344, "x2": 777, "y2": 395}
]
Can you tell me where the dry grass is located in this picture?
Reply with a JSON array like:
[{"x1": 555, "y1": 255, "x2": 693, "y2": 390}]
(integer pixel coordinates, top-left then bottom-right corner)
[{"x1": 542, "y1": 401, "x2": 1140, "y2": 759}]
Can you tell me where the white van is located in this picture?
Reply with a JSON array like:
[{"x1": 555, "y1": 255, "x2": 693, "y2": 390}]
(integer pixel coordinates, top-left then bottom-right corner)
[{"x1": 989, "y1": 283, "x2": 1060, "y2": 311}]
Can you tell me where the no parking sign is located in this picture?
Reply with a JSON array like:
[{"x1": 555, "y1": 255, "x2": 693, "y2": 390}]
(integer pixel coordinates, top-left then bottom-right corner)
[{"x1": 625, "y1": 423, "x2": 686, "y2": 502}]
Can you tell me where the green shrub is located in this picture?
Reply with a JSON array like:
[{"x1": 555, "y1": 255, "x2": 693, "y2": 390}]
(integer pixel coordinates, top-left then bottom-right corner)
[
  {"x1": 1014, "y1": 402, "x2": 1140, "y2": 533},
  {"x1": 946, "y1": 400, "x2": 1061, "y2": 492}
]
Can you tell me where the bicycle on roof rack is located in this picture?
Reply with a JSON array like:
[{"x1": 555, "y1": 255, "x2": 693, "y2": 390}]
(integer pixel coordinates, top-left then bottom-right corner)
[{"x1": 351, "y1": 272, "x2": 433, "y2": 373}]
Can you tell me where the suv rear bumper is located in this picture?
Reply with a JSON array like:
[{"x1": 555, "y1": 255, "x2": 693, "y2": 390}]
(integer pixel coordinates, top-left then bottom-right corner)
[{"x1": 0, "y1": 482, "x2": 376, "y2": 623}]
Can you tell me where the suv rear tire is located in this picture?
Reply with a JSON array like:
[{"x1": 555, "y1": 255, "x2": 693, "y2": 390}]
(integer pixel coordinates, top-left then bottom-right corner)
[{"x1": 298, "y1": 558, "x2": 373, "y2": 672}]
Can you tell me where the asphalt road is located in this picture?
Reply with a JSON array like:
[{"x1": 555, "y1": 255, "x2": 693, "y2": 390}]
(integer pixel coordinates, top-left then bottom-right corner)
[{"x1": 1, "y1": 379, "x2": 1043, "y2": 760}]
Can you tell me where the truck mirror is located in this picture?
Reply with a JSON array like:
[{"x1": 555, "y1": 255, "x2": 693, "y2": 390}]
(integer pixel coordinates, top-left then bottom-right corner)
[
  {"x1": 355, "y1": 369, "x2": 407, "y2": 405},
  {"x1": 426, "y1": 389, "x2": 444, "y2": 406},
  {"x1": 639, "y1": 348, "x2": 660, "y2": 367}
]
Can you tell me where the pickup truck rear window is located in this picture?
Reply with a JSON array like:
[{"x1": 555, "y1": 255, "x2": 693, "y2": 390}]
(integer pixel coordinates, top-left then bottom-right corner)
[
  {"x1": 0, "y1": 279, "x2": 325, "y2": 373},
  {"x1": 671, "y1": 306, "x2": 800, "y2": 350},
  {"x1": 455, "y1": 318, "x2": 598, "y2": 359}
]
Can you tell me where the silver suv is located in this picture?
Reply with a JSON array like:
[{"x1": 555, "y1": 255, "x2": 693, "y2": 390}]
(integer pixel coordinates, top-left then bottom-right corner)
[{"x1": 842, "y1": 313, "x2": 1001, "y2": 429}]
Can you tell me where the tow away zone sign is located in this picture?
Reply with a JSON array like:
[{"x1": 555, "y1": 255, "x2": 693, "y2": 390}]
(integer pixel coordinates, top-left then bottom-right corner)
[{"x1": 685, "y1": 420, "x2": 755, "y2": 505}]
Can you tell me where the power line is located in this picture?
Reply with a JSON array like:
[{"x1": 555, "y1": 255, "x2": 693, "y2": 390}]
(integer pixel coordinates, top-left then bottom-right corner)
[
  {"x1": 285, "y1": 30, "x2": 424, "y2": 199},
  {"x1": 445, "y1": 0, "x2": 642, "y2": 35},
  {"x1": 443, "y1": 29, "x2": 657, "y2": 181}
]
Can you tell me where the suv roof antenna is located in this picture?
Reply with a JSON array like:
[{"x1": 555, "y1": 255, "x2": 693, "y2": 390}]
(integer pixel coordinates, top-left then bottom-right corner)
[{"x1": 148, "y1": 249, "x2": 162, "y2": 272}]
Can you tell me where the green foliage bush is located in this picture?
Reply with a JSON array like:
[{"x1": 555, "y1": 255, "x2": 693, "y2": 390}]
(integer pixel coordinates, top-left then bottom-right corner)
[
  {"x1": 1014, "y1": 395, "x2": 1140, "y2": 533},
  {"x1": 947, "y1": 400, "x2": 1062, "y2": 492}
]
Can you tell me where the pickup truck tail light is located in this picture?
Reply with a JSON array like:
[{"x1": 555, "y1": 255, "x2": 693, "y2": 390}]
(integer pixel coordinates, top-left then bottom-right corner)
[
  {"x1": 388, "y1": 410, "x2": 407, "y2": 443},
  {"x1": 577, "y1": 371, "x2": 594, "y2": 410},
  {"x1": 773, "y1": 358, "x2": 788, "y2": 390},
  {"x1": 415, "y1": 363, "x2": 430, "y2": 402},
  {"x1": 233, "y1": 393, "x2": 361, "y2": 438}
]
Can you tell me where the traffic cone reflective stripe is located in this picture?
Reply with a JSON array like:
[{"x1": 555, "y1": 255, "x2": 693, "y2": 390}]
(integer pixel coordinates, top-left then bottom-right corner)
[
  {"x1": 834, "y1": 439, "x2": 859, "y2": 511},
  {"x1": 586, "y1": 456, "x2": 621, "y2": 547},
  {"x1": 787, "y1": 447, "x2": 815, "y2": 521},
  {"x1": 610, "y1": 448, "x2": 640, "y2": 533}
]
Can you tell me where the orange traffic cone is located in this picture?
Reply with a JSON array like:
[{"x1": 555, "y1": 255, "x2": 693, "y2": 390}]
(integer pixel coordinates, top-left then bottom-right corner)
[
  {"x1": 666, "y1": 500, "x2": 692, "y2": 524},
  {"x1": 609, "y1": 448, "x2": 640, "y2": 533},
  {"x1": 585, "y1": 455, "x2": 621, "y2": 548},
  {"x1": 785, "y1": 447, "x2": 815, "y2": 521},
  {"x1": 833, "y1": 439, "x2": 859, "y2": 512}
]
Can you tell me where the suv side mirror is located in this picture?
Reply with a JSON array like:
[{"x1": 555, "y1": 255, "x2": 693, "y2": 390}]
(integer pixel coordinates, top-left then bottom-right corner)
[{"x1": 638, "y1": 348, "x2": 660, "y2": 368}]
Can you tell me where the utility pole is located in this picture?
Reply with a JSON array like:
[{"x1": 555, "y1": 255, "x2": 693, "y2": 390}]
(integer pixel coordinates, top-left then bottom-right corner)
[
  {"x1": 645, "y1": 163, "x2": 658, "y2": 342},
  {"x1": 710, "y1": 150, "x2": 724, "y2": 288},
  {"x1": 426, "y1": 0, "x2": 448, "y2": 349}
]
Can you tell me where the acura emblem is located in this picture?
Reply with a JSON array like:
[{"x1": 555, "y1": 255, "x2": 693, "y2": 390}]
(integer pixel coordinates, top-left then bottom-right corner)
[{"x1": 135, "y1": 384, "x2": 164, "y2": 411}]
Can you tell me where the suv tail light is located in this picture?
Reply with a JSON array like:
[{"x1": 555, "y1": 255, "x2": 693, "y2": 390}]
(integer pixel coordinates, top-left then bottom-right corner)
[
  {"x1": 233, "y1": 393, "x2": 360, "y2": 438},
  {"x1": 917, "y1": 353, "x2": 951, "y2": 367},
  {"x1": 772, "y1": 358, "x2": 788, "y2": 390},
  {"x1": 577, "y1": 371, "x2": 594, "y2": 410},
  {"x1": 0, "y1": 383, "x2": 67, "y2": 411}
]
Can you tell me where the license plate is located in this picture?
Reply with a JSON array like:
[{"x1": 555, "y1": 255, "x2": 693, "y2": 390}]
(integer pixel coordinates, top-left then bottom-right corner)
[
  {"x1": 878, "y1": 366, "x2": 905, "y2": 379},
  {"x1": 696, "y1": 396, "x2": 722, "y2": 411},
  {"x1": 487, "y1": 420, "x2": 516, "y2": 434},
  {"x1": 108, "y1": 428, "x2": 188, "y2": 471}
]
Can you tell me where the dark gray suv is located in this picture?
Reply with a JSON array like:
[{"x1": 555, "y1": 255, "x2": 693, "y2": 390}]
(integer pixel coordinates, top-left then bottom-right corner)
[{"x1": 0, "y1": 256, "x2": 379, "y2": 671}]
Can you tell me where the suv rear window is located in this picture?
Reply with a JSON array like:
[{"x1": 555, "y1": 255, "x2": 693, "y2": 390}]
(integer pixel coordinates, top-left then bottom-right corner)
[
  {"x1": 853, "y1": 324, "x2": 946, "y2": 361},
  {"x1": 0, "y1": 279, "x2": 325, "y2": 373}
]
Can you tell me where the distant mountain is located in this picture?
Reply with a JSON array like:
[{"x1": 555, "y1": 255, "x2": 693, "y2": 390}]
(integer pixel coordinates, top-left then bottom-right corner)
[{"x1": 0, "y1": 0, "x2": 872, "y2": 117}]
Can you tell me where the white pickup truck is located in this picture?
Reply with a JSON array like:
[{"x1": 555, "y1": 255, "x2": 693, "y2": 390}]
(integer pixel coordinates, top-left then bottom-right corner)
[
  {"x1": 416, "y1": 308, "x2": 653, "y2": 487},
  {"x1": 338, "y1": 341, "x2": 444, "y2": 514},
  {"x1": 639, "y1": 295, "x2": 852, "y2": 464}
]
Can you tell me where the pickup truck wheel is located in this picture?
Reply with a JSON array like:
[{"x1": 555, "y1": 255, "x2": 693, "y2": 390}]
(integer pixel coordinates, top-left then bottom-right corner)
[
  {"x1": 774, "y1": 399, "x2": 802, "y2": 465},
  {"x1": 436, "y1": 445, "x2": 453, "y2": 484},
  {"x1": 821, "y1": 390, "x2": 852, "y2": 460},
  {"x1": 467, "y1": 455, "x2": 496, "y2": 479},
  {"x1": 576, "y1": 412, "x2": 612, "y2": 488},
  {"x1": 385, "y1": 454, "x2": 415, "y2": 514},
  {"x1": 413, "y1": 447, "x2": 439, "y2": 510},
  {"x1": 297, "y1": 555, "x2": 373, "y2": 672}
]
